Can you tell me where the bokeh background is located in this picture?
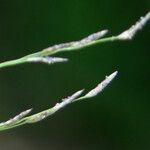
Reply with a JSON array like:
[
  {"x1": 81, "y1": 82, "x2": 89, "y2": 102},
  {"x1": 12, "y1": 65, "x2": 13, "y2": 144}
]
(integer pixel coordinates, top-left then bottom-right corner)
[{"x1": 0, "y1": 0, "x2": 149, "y2": 150}]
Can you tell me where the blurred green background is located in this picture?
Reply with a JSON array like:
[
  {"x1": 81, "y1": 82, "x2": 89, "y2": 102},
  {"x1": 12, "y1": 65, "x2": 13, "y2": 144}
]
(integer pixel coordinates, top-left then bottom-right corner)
[{"x1": 0, "y1": 0, "x2": 149, "y2": 150}]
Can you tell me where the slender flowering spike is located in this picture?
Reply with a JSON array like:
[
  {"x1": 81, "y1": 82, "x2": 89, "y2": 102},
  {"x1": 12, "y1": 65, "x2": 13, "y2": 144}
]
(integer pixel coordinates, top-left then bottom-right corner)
[
  {"x1": 80, "y1": 30, "x2": 108, "y2": 43},
  {"x1": 42, "y1": 30, "x2": 108, "y2": 53},
  {"x1": 118, "y1": 12, "x2": 150, "y2": 40},
  {"x1": 12, "y1": 108, "x2": 32, "y2": 121},
  {"x1": 84, "y1": 71, "x2": 118, "y2": 98},
  {"x1": 26, "y1": 90, "x2": 84, "y2": 123},
  {"x1": 53, "y1": 89, "x2": 84, "y2": 111},
  {"x1": 27, "y1": 57, "x2": 68, "y2": 64},
  {"x1": 0, "y1": 109, "x2": 32, "y2": 126}
]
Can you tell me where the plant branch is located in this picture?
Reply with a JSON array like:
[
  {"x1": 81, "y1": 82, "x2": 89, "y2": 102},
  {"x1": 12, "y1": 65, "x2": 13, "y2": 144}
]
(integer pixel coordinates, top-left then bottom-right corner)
[
  {"x1": 0, "y1": 71, "x2": 117, "y2": 131},
  {"x1": 0, "y1": 12, "x2": 149, "y2": 69}
]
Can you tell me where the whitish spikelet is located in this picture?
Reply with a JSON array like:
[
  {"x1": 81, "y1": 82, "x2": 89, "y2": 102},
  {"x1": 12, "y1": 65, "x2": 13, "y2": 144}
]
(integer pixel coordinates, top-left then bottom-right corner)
[
  {"x1": 27, "y1": 57, "x2": 68, "y2": 64},
  {"x1": 118, "y1": 12, "x2": 150, "y2": 40},
  {"x1": 0, "y1": 109, "x2": 32, "y2": 126},
  {"x1": 85, "y1": 71, "x2": 118, "y2": 98}
]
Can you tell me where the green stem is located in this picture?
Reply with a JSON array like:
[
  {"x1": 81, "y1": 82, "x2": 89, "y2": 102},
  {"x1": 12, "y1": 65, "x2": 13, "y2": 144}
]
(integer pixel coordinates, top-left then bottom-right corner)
[
  {"x1": 0, "y1": 58, "x2": 27, "y2": 69},
  {"x1": 0, "y1": 36, "x2": 119, "y2": 69},
  {"x1": 29, "y1": 36, "x2": 118, "y2": 57}
]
